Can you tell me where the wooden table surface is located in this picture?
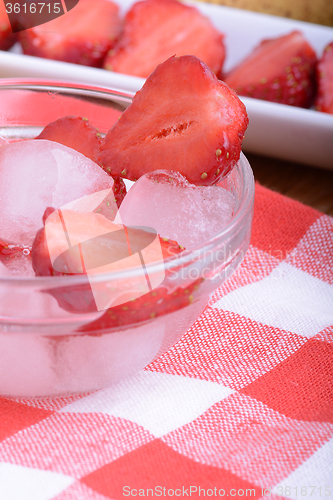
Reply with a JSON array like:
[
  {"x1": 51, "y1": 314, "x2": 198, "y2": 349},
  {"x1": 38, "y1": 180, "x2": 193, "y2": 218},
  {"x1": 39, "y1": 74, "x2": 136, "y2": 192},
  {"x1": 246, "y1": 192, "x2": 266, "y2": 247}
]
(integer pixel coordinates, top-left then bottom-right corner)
[{"x1": 246, "y1": 153, "x2": 333, "y2": 216}]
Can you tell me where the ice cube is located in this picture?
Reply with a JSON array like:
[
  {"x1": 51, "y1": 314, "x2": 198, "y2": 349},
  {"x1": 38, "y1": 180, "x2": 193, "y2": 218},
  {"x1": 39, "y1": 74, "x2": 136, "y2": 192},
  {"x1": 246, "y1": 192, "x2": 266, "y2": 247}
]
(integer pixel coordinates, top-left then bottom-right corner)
[
  {"x1": 0, "y1": 243, "x2": 35, "y2": 277},
  {"x1": 0, "y1": 140, "x2": 115, "y2": 246},
  {"x1": 119, "y1": 170, "x2": 235, "y2": 250},
  {"x1": 5, "y1": 253, "x2": 35, "y2": 277}
]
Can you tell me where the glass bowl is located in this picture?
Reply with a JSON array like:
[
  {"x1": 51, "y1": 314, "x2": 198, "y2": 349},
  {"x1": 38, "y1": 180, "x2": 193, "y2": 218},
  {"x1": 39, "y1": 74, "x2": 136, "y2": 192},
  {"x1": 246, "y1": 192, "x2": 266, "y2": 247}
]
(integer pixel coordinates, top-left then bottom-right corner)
[{"x1": 0, "y1": 79, "x2": 254, "y2": 398}]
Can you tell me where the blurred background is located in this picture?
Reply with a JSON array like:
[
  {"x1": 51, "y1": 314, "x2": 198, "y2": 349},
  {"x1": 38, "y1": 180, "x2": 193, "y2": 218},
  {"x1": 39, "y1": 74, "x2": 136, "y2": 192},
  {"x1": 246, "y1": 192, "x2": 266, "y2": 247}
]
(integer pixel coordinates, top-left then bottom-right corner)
[{"x1": 194, "y1": 0, "x2": 333, "y2": 26}]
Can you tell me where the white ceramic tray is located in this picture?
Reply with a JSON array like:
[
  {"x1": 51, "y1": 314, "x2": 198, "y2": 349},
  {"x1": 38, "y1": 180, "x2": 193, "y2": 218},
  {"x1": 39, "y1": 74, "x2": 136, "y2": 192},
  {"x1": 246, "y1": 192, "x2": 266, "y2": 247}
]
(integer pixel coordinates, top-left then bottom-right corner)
[{"x1": 0, "y1": 0, "x2": 332, "y2": 169}]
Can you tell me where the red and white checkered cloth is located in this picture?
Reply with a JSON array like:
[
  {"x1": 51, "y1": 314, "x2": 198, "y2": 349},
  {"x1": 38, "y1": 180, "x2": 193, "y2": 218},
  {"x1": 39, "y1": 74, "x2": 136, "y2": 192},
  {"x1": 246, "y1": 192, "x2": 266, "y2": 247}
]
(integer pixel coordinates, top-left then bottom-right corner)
[{"x1": 0, "y1": 183, "x2": 332, "y2": 500}]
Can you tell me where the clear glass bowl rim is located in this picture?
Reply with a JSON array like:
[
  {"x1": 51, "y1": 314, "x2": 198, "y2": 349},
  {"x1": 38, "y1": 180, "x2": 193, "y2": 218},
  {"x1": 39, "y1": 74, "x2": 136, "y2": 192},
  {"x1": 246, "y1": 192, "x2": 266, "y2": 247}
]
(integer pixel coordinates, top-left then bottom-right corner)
[{"x1": 0, "y1": 78, "x2": 255, "y2": 286}]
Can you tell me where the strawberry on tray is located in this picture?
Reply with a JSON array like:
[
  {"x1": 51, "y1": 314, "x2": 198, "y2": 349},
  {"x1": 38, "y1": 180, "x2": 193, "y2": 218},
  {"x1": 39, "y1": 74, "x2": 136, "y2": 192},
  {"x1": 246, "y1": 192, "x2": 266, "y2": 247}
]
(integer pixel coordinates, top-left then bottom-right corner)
[
  {"x1": 0, "y1": 1, "x2": 17, "y2": 51},
  {"x1": 315, "y1": 42, "x2": 333, "y2": 114},
  {"x1": 223, "y1": 30, "x2": 317, "y2": 108},
  {"x1": 6, "y1": 0, "x2": 331, "y2": 115},
  {"x1": 19, "y1": 0, "x2": 121, "y2": 67},
  {"x1": 103, "y1": 0, "x2": 226, "y2": 78}
]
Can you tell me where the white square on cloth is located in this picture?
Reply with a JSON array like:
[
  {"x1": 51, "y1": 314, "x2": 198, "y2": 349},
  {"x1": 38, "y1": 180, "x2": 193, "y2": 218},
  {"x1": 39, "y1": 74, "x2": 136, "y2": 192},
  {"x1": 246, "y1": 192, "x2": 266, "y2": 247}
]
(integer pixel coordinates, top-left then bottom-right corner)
[
  {"x1": 273, "y1": 437, "x2": 333, "y2": 500},
  {"x1": 60, "y1": 371, "x2": 234, "y2": 437},
  {"x1": 212, "y1": 261, "x2": 333, "y2": 338},
  {"x1": 0, "y1": 462, "x2": 74, "y2": 500}
]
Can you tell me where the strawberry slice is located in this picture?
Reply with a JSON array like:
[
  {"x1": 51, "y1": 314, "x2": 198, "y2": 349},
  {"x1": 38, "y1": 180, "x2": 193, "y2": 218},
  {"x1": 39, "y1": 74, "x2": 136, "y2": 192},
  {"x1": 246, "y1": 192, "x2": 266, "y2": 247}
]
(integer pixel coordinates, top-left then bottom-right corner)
[
  {"x1": 31, "y1": 211, "x2": 97, "y2": 313},
  {"x1": 315, "y1": 42, "x2": 333, "y2": 114},
  {"x1": 78, "y1": 277, "x2": 203, "y2": 332},
  {"x1": 19, "y1": 0, "x2": 121, "y2": 67},
  {"x1": 223, "y1": 30, "x2": 317, "y2": 108},
  {"x1": 36, "y1": 116, "x2": 126, "y2": 208},
  {"x1": 36, "y1": 116, "x2": 102, "y2": 164},
  {"x1": 103, "y1": 0, "x2": 225, "y2": 78},
  {"x1": 0, "y1": 1, "x2": 17, "y2": 50},
  {"x1": 31, "y1": 208, "x2": 185, "y2": 314},
  {"x1": 100, "y1": 55, "x2": 248, "y2": 186}
]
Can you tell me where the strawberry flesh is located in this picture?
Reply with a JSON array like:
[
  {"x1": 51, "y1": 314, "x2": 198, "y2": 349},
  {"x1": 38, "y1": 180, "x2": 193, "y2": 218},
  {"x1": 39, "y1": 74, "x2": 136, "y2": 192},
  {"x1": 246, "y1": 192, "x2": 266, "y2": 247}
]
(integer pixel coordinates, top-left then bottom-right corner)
[
  {"x1": 19, "y1": 0, "x2": 121, "y2": 67},
  {"x1": 103, "y1": 0, "x2": 225, "y2": 78},
  {"x1": 223, "y1": 30, "x2": 317, "y2": 108},
  {"x1": 315, "y1": 42, "x2": 333, "y2": 114},
  {"x1": 100, "y1": 55, "x2": 249, "y2": 186}
]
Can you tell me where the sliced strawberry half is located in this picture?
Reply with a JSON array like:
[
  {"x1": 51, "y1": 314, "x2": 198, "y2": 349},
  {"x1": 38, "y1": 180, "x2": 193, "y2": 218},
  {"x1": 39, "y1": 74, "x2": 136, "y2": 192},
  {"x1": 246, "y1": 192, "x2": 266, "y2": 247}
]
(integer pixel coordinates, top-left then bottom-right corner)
[
  {"x1": 103, "y1": 0, "x2": 225, "y2": 78},
  {"x1": 32, "y1": 208, "x2": 185, "y2": 314},
  {"x1": 223, "y1": 30, "x2": 317, "y2": 108},
  {"x1": 36, "y1": 116, "x2": 126, "y2": 208},
  {"x1": 19, "y1": 0, "x2": 121, "y2": 67},
  {"x1": 0, "y1": 2, "x2": 17, "y2": 51},
  {"x1": 100, "y1": 55, "x2": 248, "y2": 186},
  {"x1": 315, "y1": 42, "x2": 333, "y2": 114}
]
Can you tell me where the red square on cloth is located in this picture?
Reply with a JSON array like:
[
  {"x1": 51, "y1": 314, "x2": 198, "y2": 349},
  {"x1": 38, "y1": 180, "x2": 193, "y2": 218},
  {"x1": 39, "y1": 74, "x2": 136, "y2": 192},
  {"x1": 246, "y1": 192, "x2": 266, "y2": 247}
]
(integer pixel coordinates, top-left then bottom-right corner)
[
  {"x1": 241, "y1": 338, "x2": 333, "y2": 423},
  {"x1": 250, "y1": 184, "x2": 321, "y2": 259},
  {"x1": 0, "y1": 397, "x2": 54, "y2": 442},
  {"x1": 81, "y1": 438, "x2": 261, "y2": 499},
  {"x1": 285, "y1": 214, "x2": 333, "y2": 285}
]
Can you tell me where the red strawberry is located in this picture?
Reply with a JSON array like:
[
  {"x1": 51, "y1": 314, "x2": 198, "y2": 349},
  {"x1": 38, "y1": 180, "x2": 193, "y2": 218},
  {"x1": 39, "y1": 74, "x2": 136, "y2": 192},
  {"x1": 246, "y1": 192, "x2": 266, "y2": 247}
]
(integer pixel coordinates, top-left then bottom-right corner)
[
  {"x1": 31, "y1": 208, "x2": 185, "y2": 314},
  {"x1": 100, "y1": 55, "x2": 248, "y2": 186},
  {"x1": 36, "y1": 116, "x2": 126, "y2": 208},
  {"x1": 79, "y1": 277, "x2": 203, "y2": 332},
  {"x1": 315, "y1": 42, "x2": 333, "y2": 114},
  {"x1": 19, "y1": 0, "x2": 121, "y2": 67},
  {"x1": 36, "y1": 116, "x2": 102, "y2": 164},
  {"x1": 223, "y1": 30, "x2": 317, "y2": 108},
  {"x1": 31, "y1": 211, "x2": 97, "y2": 312},
  {"x1": 0, "y1": 1, "x2": 17, "y2": 50},
  {"x1": 103, "y1": 0, "x2": 225, "y2": 78}
]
